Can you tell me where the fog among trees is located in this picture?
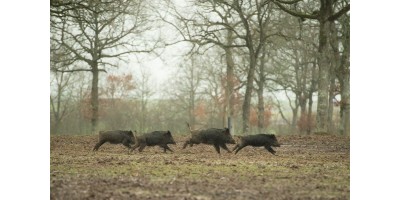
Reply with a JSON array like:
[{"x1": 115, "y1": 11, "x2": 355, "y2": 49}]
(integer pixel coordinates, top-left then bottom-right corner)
[{"x1": 50, "y1": 0, "x2": 350, "y2": 135}]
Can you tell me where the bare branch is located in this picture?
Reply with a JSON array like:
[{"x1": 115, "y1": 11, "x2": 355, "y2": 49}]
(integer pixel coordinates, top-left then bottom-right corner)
[
  {"x1": 273, "y1": 1, "x2": 318, "y2": 20},
  {"x1": 51, "y1": 68, "x2": 107, "y2": 73},
  {"x1": 274, "y1": 0, "x2": 303, "y2": 5},
  {"x1": 328, "y1": 4, "x2": 350, "y2": 21}
]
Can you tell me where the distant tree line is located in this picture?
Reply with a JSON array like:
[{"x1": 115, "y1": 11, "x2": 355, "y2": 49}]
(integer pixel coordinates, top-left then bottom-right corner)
[{"x1": 50, "y1": 0, "x2": 350, "y2": 135}]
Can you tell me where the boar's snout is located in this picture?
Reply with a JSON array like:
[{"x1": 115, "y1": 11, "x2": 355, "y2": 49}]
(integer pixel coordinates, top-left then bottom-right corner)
[{"x1": 228, "y1": 138, "x2": 236, "y2": 144}]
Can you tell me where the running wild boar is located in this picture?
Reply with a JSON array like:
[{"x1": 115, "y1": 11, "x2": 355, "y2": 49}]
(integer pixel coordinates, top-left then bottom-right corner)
[
  {"x1": 93, "y1": 130, "x2": 134, "y2": 151},
  {"x1": 232, "y1": 134, "x2": 281, "y2": 155},
  {"x1": 131, "y1": 130, "x2": 176, "y2": 153},
  {"x1": 183, "y1": 123, "x2": 235, "y2": 154}
]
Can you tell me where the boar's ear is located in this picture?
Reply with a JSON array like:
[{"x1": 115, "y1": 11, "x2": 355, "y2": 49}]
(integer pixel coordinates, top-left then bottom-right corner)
[{"x1": 166, "y1": 130, "x2": 171, "y2": 135}]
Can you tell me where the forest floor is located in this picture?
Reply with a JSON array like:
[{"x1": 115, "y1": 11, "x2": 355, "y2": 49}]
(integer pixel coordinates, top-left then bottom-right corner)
[{"x1": 50, "y1": 134, "x2": 350, "y2": 200}]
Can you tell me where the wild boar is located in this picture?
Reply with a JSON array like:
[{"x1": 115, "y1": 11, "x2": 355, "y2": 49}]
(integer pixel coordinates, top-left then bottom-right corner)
[
  {"x1": 232, "y1": 134, "x2": 281, "y2": 155},
  {"x1": 183, "y1": 123, "x2": 235, "y2": 154},
  {"x1": 93, "y1": 130, "x2": 134, "y2": 151},
  {"x1": 131, "y1": 131, "x2": 176, "y2": 153}
]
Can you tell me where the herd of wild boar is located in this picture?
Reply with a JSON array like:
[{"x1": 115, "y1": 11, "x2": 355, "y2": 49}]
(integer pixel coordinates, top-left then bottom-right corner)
[{"x1": 93, "y1": 123, "x2": 281, "y2": 155}]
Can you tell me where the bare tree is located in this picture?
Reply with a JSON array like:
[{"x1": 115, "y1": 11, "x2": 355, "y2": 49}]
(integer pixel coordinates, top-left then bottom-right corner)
[
  {"x1": 169, "y1": 55, "x2": 205, "y2": 126},
  {"x1": 166, "y1": 0, "x2": 280, "y2": 133},
  {"x1": 255, "y1": 44, "x2": 268, "y2": 133},
  {"x1": 50, "y1": 41, "x2": 76, "y2": 134},
  {"x1": 135, "y1": 67, "x2": 154, "y2": 132},
  {"x1": 51, "y1": 0, "x2": 158, "y2": 133},
  {"x1": 331, "y1": 11, "x2": 349, "y2": 135},
  {"x1": 159, "y1": 1, "x2": 243, "y2": 130},
  {"x1": 50, "y1": 71, "x2": 73, "y2": 135},
  {"x1": 274, "y1": 0, "x2": 349, "y2": 134}
]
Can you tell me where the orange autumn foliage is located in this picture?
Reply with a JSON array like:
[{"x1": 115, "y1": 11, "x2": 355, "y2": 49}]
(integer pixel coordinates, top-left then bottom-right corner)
[{"x1": 249, "y1": 104, "x2": 272, "y2": 128}]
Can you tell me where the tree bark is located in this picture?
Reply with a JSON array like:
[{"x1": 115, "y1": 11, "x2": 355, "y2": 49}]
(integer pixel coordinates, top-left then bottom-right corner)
[
  {"x1": 226, "y1": 30, "x2": 235, "y2": 132},
  {"x1": 257, "y1": 45, "x2": 267, "y2": 133},
  {"x1": 242, "y1": 54, "x2": 257, "y2": 134},
  {"x1": 341, "y1": 77, "x2": 350, "y2": 135},
  {"x1": 223, "y1": 30, "x2": 235, "y2": 130},
  {"x1": 90, "y1": 63, "x2": 99, "y2": 134},
  {"x1": 291, "y1": 105, "x2": 299, "y2": 133},
  {"x1": 338, "y1": 13, "x2": 350, "y2": 135},
  {"x1": 327, "y1": 74, "x2": 336, "y2": 133},
  {"x1": 315, "y1": 1, "x2": 334, "y2": 134},
  {"x1": 307, "y1": 60, "x2": 317, "y2": 134}
]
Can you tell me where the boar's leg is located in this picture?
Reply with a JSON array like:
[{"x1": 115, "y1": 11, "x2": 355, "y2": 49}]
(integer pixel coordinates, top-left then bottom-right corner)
[
  {"x1": 122, "y1": 139, "x2": 132, "y2": 154},
  {"x1": 264, "y1": 145, "x2": 276, "y2": 155},
  {"x1": 93, "y1": 140, "x2": 106, "y2": 151},
  {"x1": 213, "y1": 144, "x2": 221, "y2": 154},
  {"x1": 183, "y1": 140, "x2": 196, "y2": 149},
  {"x1": 220, "y1": 143, "x2": 232, "y2": 153},
  {"x1": 182, "y1": 140, "x2": 191, "y2": 149},
  {"x1": 122, "y1": 138, "x2": 132, "y2": 148},
  {"x1": 232, "y1": 144, "x2": 239, "y2": 152},
  {"x1": 159, "y1": 144, "x2": 173, "y2": 153},
  {"x1": 138, "y1": 144, "x2": 146, "y2": 152},
  {"x1": 234, "y1": 145, "x2": 247, "y2": 154},
  {"x1": 130, "y1": 142, "x2": 140, "y2": 153}
]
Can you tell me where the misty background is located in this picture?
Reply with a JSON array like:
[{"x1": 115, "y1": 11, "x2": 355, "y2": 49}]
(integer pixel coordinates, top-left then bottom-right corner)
[{"x1": 50, "y1": 0, "x2": 350, "y2": 136}]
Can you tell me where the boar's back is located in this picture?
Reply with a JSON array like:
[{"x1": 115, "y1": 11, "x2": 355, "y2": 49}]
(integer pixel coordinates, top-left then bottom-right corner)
[
  {"x1": 100, "y1": 130, "x2": 132, "y2": 144},
  {"x1": 144, "y1": 131, "x2": 169, "y2": 146},
  {"x1": 199, "y1": 128, "x2": 230, "y2": 144},
  {"x1": 242, "y1": 134, "x2": 274, "y2": 147}
]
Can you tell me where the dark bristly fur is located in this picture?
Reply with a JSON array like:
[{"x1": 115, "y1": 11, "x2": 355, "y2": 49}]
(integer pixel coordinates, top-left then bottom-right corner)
[
  {"x1": 232, "y1": 134, "x2": 281, "y2": 155},
  {"x1": 131, "y1": 130, "x2": 176, "y2": 153},
  {"x1": 183, "y1": 122, "x2": 236, "y2": 154},
  {"x1": 93, "y1": 130, "x2": 134, "y2": 151}
]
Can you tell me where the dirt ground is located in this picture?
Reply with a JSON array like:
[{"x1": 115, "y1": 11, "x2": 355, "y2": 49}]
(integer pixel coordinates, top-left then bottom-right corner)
[{"x1": 50, "y1": 134, "x2": 349, "y2": 200}]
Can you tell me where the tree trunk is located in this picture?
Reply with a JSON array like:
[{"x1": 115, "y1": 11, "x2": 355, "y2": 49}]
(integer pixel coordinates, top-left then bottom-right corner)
[
  {"x1": 315, "y1": 2, "x2": 333, "y2": 134},
  {"x1": 291, "y1": 105, "x2": 299, "y2": 133},
  {"x1": 340, "y1": 73, "x2": 350, "y2": 135},
  {"x1": 226, "y1": 30, "x2": 235, "y2": 119},
  {"x1": 327, "y1": 75, "x2": 336, "y2": 133},
  {"x1": 338, "y1": 13, "x2": 350, "y2": 135},
  {"x1": 242, "y1": 54, "x2": 257, "y2": 134},
  {"x1": 307, "y1": 95, "x2": 313, "y2": 134},
  {"x1": 338, "y1": 50, "x2": 350, "y2": 135},
  {"x1": 307, "y1": 60, "x2": 318, "y2": 134},
  {"x1": 340, "y1": 38, "x2": 350, "y2": 135},
  {"x1": 257, "y1": 45, "x2": 267, "y2": 133},
  {"x1": 91, "y1": 64, "x2": 99, "y2": 134},
  {"x1": 225, "y1": 30, "x2": 235, "y2": 131},
  {"x1": 226, "y1": 57, "x2": 234, "y2": 128},
  {"x1": 298, "y1": 94, "x2": 307, "y2": 134}
]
